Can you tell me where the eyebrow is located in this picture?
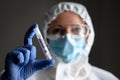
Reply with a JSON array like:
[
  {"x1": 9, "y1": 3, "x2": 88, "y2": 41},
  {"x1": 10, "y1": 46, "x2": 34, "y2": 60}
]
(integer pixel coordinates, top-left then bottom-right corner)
[{"x1": 49, "y1": 23, "x2": 83, "y2": 28}]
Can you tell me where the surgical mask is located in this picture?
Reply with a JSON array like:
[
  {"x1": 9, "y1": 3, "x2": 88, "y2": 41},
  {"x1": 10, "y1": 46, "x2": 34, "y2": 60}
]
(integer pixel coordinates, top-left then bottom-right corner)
[{"x1": 48, "y1": 34, "x2": 86, "y2": 63}]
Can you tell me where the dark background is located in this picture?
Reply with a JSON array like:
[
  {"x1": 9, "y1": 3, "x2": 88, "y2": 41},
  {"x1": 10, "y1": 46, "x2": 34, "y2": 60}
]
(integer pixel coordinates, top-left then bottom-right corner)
[{"x1": 0, "y1": 0, "x2": 120, "y2": 78}]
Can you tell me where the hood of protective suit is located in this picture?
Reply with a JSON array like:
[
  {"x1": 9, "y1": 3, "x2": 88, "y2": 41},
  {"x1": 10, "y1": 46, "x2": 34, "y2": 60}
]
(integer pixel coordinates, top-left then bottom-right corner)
[
  {"x1": 41, "y1": 2, "x2": 95, "y2": 64},
  {"x1": 36, "y1": 2, "x2": 96, "y2": 80}
]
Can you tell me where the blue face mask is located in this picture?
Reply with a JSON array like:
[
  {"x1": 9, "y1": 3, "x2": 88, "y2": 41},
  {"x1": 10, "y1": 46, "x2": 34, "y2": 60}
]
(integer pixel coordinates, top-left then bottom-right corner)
[{"x1": 49, "y1": 34, "x2": 86, "y2": 63}]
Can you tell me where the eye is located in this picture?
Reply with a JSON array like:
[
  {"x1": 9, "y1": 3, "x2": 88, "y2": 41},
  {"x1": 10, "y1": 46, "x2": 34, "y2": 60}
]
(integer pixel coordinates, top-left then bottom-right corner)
[
  {"x1": 71, "y1": 24, "x2": 82, "y2": 35},
  {"x1": 47, "y1": 25, "x2": 64, "y2": 35},
  {"x1": 52, "y1": 27, "x2": 63, "y2": 34}
]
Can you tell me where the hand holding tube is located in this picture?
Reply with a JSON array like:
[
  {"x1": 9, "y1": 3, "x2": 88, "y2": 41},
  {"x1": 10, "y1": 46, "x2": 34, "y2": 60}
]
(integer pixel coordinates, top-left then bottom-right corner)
[{"x1": 1, "y1": 24, "x2": 55, "y2": 80}]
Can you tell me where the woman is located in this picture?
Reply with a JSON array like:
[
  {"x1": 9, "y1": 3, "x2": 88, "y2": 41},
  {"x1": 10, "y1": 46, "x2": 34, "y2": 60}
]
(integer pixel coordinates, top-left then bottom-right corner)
[{"x1": 1, "y1": 2, "x2": 119, "y2": 80}]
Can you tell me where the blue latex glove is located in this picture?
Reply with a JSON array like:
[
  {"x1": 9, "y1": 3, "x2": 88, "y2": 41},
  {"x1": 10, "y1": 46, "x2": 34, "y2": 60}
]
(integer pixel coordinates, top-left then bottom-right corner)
[{"x1": 1, "y1": 24, "x2": 55, "y2": 80}]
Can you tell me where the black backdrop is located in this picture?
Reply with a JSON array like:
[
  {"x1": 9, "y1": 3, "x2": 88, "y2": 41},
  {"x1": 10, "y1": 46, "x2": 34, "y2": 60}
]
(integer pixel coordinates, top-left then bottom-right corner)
[{"x1": 0, "y1": 0, "x2": 119, "y2": 78}]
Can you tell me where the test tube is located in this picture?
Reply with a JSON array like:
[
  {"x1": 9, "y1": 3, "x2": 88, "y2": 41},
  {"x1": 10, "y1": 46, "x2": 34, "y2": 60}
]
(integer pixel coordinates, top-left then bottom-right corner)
[{"x1": 34, "y1": 27, "x2": 52, "y2": 59}]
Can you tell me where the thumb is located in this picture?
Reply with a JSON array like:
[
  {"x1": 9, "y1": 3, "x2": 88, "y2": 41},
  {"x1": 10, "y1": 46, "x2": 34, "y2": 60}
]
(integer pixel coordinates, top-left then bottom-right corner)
[{"x1": 32, "y1": 59, "x2": 55, "y2": 72}]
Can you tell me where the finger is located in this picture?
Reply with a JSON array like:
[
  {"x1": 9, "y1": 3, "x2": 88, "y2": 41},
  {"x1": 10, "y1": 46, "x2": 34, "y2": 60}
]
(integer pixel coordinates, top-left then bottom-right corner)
[
  {"x1": 24, "y1": 24, "x2": 39, "y2": 45},
  {"x1": 32, "y1": 59, "x2": 55, "y2": 72},
  {"x1": 16, "y1": 51, "x2": 24, "y2": 64},
  {"x1": 23, "y1": 45, "x2": 36, "y2": 60},
  {"x1": 16, "y1": 47, "x2": 31, "y2": 64},
  {"x1": 6, "y1": 50, "x2": 24, "y2": 64}
]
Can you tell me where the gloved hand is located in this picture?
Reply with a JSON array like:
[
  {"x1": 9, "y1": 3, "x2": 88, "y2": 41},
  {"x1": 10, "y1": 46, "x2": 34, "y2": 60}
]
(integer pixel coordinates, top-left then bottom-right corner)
[{"x1": 1, "y1": 24, "x2": 55, "y2": 80}]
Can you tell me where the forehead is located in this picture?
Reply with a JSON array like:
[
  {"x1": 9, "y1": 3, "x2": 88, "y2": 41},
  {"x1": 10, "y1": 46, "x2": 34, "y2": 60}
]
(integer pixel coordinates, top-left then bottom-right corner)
[{"x1": 50, "y1": 11, "x2": 84, "y2": 25}]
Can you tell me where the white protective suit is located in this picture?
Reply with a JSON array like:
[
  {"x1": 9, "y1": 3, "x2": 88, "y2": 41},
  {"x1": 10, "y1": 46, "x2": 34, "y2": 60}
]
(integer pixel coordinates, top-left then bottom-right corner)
[{"x1": 27, "y1": 2, "x2": 119, "y2": 80}]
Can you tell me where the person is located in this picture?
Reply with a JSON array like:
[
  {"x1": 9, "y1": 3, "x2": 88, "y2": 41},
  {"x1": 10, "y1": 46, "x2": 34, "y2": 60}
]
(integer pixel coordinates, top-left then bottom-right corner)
[{"x1": 1, "y1": 2, "x2": 119, "y2": 80}]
